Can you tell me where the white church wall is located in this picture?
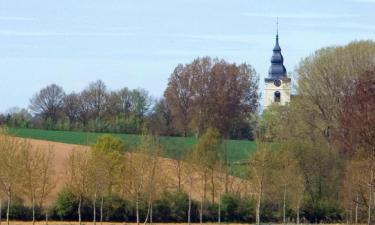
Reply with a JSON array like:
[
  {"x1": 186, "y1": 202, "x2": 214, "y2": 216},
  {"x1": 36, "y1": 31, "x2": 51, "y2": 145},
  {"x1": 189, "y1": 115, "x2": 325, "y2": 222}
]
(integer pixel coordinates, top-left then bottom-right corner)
[{"x1": 264, "y1": 81, "x2": 291, "y2": 108}]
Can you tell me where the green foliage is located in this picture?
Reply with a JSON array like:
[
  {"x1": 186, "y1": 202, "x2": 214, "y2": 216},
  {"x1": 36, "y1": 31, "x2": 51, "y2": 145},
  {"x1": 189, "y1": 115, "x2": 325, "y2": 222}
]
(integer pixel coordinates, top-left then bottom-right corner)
[
  {"x1": 192, "y1": 128, "x2": 221, "y2": 168},
  {"x1": 153, "y1": 191, "x2": 191, "y2": 222},
  {"x1": 220, "y1": 193, "x2": 256, "y2": 222},
  {"x1": 9, "y1": 128, "x2": 256, "y2": 165},
  {"x1": 92, "y1": 135, "x2": 125, "y2": 153},
  {"x1": 0, "y1": 196, "x2": 43, "y2": 221},
  {"x1": 101, "y1": 194, "x2": 132, "y2": 221},
  {"x1": 52, "y1": 188, "x2": 79, "y2": 221},
  {"x1": 302, "y1": 199, "x2": 344, "y2": 223}
]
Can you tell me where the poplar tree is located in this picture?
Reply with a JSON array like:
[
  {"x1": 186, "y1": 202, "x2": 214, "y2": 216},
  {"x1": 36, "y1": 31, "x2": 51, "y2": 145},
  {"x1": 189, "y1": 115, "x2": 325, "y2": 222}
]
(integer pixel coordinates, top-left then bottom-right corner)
[
  {"x1": 19, "y1": 146, "x2": 55, "y2": 225},
  {"x1": 66, "y1": 148, "x2": 90, "y2": 225}
]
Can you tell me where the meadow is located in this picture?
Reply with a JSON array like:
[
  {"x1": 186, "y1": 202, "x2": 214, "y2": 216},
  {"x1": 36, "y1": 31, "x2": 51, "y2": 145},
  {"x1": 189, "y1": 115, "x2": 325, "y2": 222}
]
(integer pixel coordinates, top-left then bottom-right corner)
[{"x1": 9, "y1": 128, "x2": 256, "y2": 164}]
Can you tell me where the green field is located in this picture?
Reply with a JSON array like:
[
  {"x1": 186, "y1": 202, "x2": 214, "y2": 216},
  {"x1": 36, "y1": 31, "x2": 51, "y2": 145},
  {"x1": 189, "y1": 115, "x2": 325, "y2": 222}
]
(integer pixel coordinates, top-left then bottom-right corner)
[{"x1": 9, "y1": 128, "x2": 257, "y2": 165}]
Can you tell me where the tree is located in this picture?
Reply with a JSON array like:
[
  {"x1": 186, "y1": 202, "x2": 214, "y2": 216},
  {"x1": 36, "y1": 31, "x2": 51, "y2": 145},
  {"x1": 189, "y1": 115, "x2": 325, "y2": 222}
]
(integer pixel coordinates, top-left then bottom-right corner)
[
  {"x1": 192, "y1": 128, "x2": 221, "y2": 203},
  {"x1": 332, "y1": 69, "x2": 375, "y2": 225},
  {"x1": 146, "y1": 98, "x2": 175, "y2": 136},
  {"x1": 125, "y1": 135, "x2": 165, "y2": 225},
  {"x1": 188, "y1": 128, "x2": 221, "y2": 224},
  {"x1": 247, "y1": 142, "x2": 274, "y2": 225},
  {"x1": 63, "y1": 93, "x2": 81, "y2": 128},
  {"x1": 273, "y1": 143, "x2": 304, "y2": 225},
  {"x1": 259, "y1": 98, "x2": 344, "y2": 223},
  {"x1": 165, "y1": 57, "x2": 259, "y2": 138},
  {"x1": 164, "y1": 63, "x2": 194, "y2": 136},
  {"x1": 296, "y1": 40, "x2": 375, "y2": 143},
  {"x1": 29, "y1": 84, "x2": 65, "y2": 124},
  {"x1": 0, "y1": 131, "x2": 25, "y2": 225},
  {"x1": 19, "y1": 145, "x2": 55, "y2": 225},
  {"x1": 138, "y1": 135, "x2": 165, "y2": 225},
  {"x1": 66, "y1": 148, "x2": 90, "y2": 225},
  {"x1": 80, "y1": 80, "x2": 109, "y2": 130},
  {"x1": 90, "y1": 135, "x2": 124, "y2": 224}
]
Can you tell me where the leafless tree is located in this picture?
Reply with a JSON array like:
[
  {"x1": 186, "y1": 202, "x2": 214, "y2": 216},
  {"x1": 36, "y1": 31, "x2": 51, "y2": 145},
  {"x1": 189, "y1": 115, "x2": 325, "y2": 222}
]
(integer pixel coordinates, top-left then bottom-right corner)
[{"x1": 29, "y1": 84, "x2": 65, "y2": 122}]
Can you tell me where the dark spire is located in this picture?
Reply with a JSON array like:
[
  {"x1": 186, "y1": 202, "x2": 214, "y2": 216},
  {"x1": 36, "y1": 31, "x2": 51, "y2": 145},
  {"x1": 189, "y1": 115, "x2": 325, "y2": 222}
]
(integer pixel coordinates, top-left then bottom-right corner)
[{"x1": 268, "y1": 19, "x2": 287, "y2": 79}]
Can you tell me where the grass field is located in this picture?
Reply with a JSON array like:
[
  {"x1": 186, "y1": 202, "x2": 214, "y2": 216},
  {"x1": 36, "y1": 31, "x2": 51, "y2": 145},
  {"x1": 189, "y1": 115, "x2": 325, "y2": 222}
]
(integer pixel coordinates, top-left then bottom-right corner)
[{"x1": 9, "y1": 128, "x2": 257, "y2": 164}]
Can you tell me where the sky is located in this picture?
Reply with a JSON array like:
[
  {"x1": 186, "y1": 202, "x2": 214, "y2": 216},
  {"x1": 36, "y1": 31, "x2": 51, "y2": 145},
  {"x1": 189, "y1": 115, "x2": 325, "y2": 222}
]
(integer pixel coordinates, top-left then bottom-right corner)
[{"x1": 0, "y1": 0, "x2": 374, "y2": 112}]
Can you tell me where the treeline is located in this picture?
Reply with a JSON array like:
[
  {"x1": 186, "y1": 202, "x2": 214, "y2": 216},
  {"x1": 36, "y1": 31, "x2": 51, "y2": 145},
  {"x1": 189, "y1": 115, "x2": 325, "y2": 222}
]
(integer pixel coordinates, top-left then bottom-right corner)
[
  {"x1": 259, "y1": 40, "x2": 375, "y2": 225},
  {"x1": 0, "y1": 57, "x2": 259, "y2": 140}
]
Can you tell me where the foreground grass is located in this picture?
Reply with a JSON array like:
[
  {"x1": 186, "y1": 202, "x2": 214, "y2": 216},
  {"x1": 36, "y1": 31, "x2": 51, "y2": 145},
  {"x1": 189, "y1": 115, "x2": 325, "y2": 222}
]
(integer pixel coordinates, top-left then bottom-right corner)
[{"x1": 9, "y1": 128, "x2": 256, "y2": 164}]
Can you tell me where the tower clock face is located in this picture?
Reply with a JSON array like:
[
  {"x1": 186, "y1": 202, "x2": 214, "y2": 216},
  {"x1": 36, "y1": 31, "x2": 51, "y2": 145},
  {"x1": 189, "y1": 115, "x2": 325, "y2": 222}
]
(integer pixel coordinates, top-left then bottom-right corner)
[{"x1": 274, "y1": 79, "x2": 281, "y2": 87}]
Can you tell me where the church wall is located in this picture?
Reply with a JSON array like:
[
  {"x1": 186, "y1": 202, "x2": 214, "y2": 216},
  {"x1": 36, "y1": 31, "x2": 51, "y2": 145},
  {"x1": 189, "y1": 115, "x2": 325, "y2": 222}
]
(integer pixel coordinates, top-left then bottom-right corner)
[{"x1": 264, "y1": 81, "x2": 291, "y2": 108}]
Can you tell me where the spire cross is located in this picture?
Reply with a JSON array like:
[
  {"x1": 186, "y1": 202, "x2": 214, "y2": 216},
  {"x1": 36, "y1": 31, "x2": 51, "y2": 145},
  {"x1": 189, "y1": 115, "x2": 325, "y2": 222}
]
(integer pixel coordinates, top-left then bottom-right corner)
[{"x1": 276, "y1": 17, "x2": 279, "y2": 37}]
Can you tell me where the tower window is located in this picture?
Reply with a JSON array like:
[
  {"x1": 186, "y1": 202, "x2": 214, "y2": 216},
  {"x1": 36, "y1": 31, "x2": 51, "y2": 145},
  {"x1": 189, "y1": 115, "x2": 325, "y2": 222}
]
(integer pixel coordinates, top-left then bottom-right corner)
[{"x1": 274, "y1": 91, "x2": 281, "y2": 103}]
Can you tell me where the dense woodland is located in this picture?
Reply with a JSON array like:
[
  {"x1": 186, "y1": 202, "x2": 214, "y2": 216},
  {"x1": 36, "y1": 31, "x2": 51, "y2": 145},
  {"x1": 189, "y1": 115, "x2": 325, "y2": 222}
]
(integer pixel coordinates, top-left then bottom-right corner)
[{"x1": 0, "y1": 40, "x2": 374, "y2": 225}]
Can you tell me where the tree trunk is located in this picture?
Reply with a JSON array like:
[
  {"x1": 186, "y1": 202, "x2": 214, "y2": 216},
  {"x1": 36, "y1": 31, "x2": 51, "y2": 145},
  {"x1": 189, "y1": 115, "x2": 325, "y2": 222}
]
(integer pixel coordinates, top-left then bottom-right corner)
[
  {"x1": 188, "y1": 188, "x2": 192, "y2": 225},
  {"x1": 211, "y1": 168, "x2": 215, "y2": 204},
  {"x1": 218, "y1": 192, "x2": 221, "y2": 225},
  {"x1": 177, "y1": 160, "x2": 182, "y2": 192},
  {"x1": 136, "y1": 196, "x2": 140, "y2": 225},
  {"x1": 355, "y1": 192, "x2": 359, "y2": 225},
  {"x1": 204, "y1": 171, "x2": 207, "y2": 202},
  {"x1": 45, "y1": 211, "x2": 49, "y2": 225},
  {"x1": 6, "y1": 193, "x2": 10, "y2": 225},
  {"x1": 93, "y1": 191, "x2": 97, "y2": 225},
  {"x1": 368, "y1": 170, "x2": 373, "y2": 225},
  {"x1": 32, "y1": 197, "x2": 36, "y2": 225},
  {"x1": 283, "y1": 185, "x2": 287, "y2": 225},
  {"x1": 78, "y1": 196, "x2": 82, "y2": 225},
  {"x1": 150, "y1": 201, "x2": 153, "y2": 225},
  {"x1": 0, "y1": 199, "x2": 2, "y2": 225},
  {"x1": 296, "y1": 199, "x2": 300, "y2": 225},
  {"x1": 144, "y1": 199, "x2": 151, "y2": 225},
  {"x1": 200, "y1": 199, "x2": 203, "y2": 225},
  {"x1": 100, "y1": 196, "x2": 104, "y2": 225},
  {"x1": 256, "y1": 190, "x2": 262, "y2": 225}
]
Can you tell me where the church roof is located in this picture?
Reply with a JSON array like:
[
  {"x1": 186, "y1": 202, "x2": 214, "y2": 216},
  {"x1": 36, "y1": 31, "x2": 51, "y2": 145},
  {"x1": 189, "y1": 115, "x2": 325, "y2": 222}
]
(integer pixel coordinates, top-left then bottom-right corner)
[{"x1": 267, "y1": 33, "x2": 287, "y2": 80}]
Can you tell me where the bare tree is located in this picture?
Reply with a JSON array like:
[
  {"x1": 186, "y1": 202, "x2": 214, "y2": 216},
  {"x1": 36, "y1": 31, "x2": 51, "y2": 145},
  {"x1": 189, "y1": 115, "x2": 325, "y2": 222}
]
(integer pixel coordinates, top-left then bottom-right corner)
[
  {"x1": 29, "y1": 84, "x2": 65, "y2": 122},
  {"x1": 63, "y1": 93, "x2": 81, "y2": 127},
  {"x1": 81, "y1": 80, "x2": 108, "y2": 123}
]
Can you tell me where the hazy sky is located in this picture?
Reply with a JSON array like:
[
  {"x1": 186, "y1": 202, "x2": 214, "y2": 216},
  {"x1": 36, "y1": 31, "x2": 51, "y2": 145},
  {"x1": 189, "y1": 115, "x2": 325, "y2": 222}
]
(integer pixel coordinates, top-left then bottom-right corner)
[{"x1": 0, "y1": 0, "x2": 374, "y2": 112}]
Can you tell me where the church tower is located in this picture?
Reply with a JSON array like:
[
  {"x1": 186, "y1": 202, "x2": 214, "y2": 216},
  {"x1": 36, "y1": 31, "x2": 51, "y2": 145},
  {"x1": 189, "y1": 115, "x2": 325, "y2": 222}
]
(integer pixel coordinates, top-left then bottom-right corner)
[{"x1": 264, "y1": 27, "x2": 291, "y2": 108}]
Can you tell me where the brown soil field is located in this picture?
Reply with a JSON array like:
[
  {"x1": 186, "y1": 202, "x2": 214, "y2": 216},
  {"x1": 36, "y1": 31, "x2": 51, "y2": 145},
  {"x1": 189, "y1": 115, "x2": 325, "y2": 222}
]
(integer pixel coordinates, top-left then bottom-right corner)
[
  {"x1": 4, "y1": 223, "x2": 347, "y2": 225},
  {"x1": 21, "y1": 138, "x2": 249, "y2": 206}
]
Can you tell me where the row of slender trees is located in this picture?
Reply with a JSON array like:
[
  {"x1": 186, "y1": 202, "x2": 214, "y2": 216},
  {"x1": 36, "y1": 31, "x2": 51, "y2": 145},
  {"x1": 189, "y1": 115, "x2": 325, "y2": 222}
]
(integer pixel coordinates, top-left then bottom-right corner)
[
  {"x1": 0, "y1": 128, "x2": 55, "y2": 225},
  {"x1": 63, "y1": 130, "x2": 307, "y2": 225},
  {"x1": 0, "y1": 127, "x2": 307, "y2": 225}
]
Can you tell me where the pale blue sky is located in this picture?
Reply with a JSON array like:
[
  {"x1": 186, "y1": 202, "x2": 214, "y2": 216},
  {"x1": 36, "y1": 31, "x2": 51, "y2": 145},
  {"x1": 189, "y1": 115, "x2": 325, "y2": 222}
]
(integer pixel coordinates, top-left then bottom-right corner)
[{"x1": 0, "y1": 0, "x2": 374, "y2": 112}]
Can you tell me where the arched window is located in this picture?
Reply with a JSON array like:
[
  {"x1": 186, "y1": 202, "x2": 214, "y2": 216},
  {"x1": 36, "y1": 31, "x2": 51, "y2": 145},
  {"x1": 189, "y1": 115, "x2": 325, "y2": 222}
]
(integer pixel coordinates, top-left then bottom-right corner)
[{"x1": 274, "y1": 91, "x2": 281, "y2": 103}]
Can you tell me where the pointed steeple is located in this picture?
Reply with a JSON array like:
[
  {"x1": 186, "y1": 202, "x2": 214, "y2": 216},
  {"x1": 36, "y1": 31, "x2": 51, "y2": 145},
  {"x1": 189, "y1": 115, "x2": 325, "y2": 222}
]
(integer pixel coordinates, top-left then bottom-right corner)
[{"x1": 268, "y1": 19, "x2": 287, "y2": 79}]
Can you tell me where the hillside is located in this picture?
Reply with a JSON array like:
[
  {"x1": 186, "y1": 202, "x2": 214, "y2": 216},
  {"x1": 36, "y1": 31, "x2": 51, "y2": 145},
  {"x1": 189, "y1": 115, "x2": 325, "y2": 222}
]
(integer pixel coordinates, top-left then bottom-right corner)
[
  {"x1": 20, "y1": 137, "x2": 249, "y2": 207},
  {"x1": 10, "y1": 128, "x2": 257, "y2": 164}
]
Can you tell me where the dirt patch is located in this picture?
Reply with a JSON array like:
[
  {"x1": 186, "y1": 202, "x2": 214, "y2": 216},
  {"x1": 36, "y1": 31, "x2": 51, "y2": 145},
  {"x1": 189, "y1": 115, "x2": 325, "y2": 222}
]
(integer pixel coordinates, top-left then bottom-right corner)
[{"x1": 21, "y1": 138, "x2": 249, "y2": 206}]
